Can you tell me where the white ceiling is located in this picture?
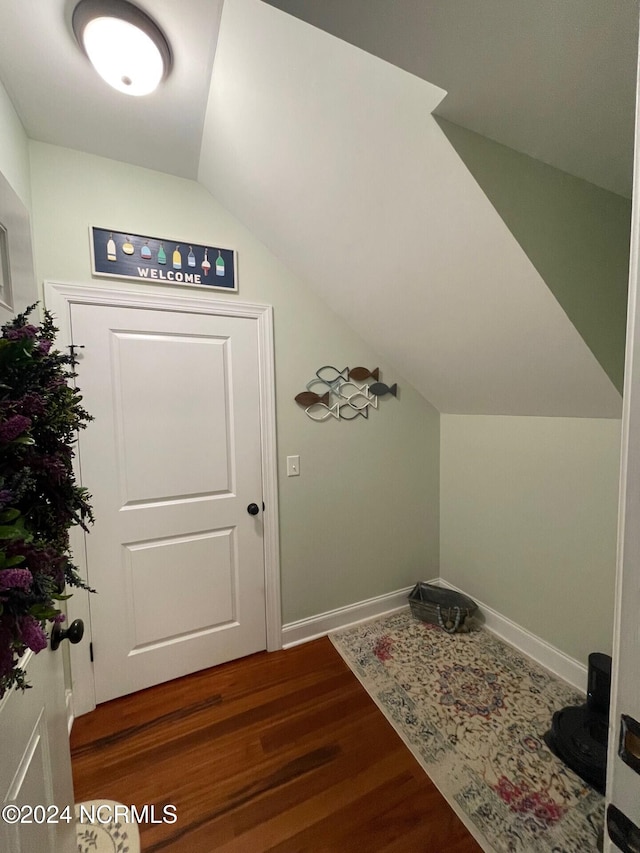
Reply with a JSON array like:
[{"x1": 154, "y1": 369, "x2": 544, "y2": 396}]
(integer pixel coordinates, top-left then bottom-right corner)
[
  {"x1": 264, "y1": 0, "x2": 639, "y2": 198},
  {"x1": 0, "y1": 0, "x2": 631, "y2": 416},
  {"x1": 0, "y1": 0, "x2": 635, "y2": 195},
  {"x1": 0, "y1": 0, "x2": 223, "y2": 178}
]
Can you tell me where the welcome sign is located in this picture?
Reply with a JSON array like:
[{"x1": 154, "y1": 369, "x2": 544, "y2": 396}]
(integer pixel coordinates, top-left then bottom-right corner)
[{"x1": 90, "y1": 227, "x2": 237, "y2": 291}]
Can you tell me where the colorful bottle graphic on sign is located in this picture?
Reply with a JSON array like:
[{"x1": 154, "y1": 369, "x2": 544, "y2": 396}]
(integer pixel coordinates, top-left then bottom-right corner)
[
  {"x1": 106, "y1": 233, "x2": 116, "y2": 261},
  {"x1": 91, "y1": 228, "x2": 237, "y2": 291}
]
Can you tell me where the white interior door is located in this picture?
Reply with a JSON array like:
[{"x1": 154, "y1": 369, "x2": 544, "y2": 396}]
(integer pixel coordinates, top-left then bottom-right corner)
[
  {"x1": 0, "y1": 651, "x2": 76, "y2": 853},
  {"x1": 0, "y1": 172, "x2": 76, "y2": 852},
  {"x1": 71, "y1": 301, "x2": 267, "y2": 704}
]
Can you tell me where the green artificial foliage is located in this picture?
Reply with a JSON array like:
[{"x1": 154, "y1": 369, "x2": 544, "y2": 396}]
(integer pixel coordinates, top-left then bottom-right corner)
[{"x1": 0, "y1": 304, "x2": 94, "y2": 697}]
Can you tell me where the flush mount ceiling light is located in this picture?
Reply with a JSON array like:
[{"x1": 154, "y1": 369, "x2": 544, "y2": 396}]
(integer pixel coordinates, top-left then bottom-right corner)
[{"x1": 72, "y1": 0, "x2": 172, "y2": 96}]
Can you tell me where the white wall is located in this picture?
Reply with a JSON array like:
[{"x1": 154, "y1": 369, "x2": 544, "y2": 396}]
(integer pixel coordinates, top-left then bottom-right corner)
[
  {"x1": 0, "y1": 79, "x2": 31, "y2": 208},
  {"x1": 28, "y1": 141, "x2": 440, "y2": 625},
  {"x1": 0, "y1": 79, "x2": 38, "y2": 327},
  {"x1": 440, "y1": 414, "x2": 621, "y2": 664}
]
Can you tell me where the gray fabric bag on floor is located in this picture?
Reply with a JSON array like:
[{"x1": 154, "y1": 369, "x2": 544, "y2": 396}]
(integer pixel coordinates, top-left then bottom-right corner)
[{"x1": 408, "y1": 582, "x2": 478, "y2": 633}]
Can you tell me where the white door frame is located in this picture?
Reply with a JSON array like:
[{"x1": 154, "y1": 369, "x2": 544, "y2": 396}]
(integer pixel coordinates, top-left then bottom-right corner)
[
  {"x1": 44, "y1": 280, "x2": 282, "y2": 716},
  {"x1": 603, "y1": 18, "x2": 640, "y2": 849}
]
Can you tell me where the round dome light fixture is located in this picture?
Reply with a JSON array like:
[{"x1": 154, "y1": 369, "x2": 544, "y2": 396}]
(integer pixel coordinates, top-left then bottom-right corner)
[{"x1": 72, "y1": 0, "x2": 172, "y2": 96}]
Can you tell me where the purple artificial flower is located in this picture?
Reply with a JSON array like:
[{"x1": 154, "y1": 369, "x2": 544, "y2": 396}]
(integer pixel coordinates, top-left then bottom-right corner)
[
  {"x1": 0, "y1": 569, "x2": 33, "y2": 591},
  {"x1": 17, "y1": 392, "x2": 46, "y2": 417},
  {"x1": 4, "y1": 325, "x2": 38, "y2": 341},
  {"x1": 0, "y1": 489, "x2": 12, "y2": 508},
  {"x1": 7, "y1": 543, "x2": 65, "y2": 584},
  {"x1": 34, "y1": 453, "x2": 67, "y2": 483},
  {"x1": 19, "y1": 616, "x2": 48, "y2": 653},
  {"x1": 0, "y1": 414, "x2": 31, "y2": 442},
  {"x1": 36, "y1": 339, "x2": 52, "y2": 355},
  {"x1": 52, "y1": 613, "x2": 66, "y2": 625}
]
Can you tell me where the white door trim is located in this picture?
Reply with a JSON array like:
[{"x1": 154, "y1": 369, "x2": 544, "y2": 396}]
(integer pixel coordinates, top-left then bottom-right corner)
[{"x1": 44, "y1": 281, "x2": 282, "y2": 716}]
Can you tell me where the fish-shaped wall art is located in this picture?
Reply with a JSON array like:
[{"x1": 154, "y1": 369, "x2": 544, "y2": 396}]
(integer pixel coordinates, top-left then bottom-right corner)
[
  {"x1": 348, "y1": 367, "x2": 380, "y2": 382},
  {"x1": 315, "y1": 366, "x2": 348, "y2": 388},
  {"x1": 305, "y1": 402, "x2": 340, "y2": 421},
  {"x1": 343, "y1": 391, "x2": 378, "y2": 411},
  {"x1": 337, "y1": 381, "x2": 364, "y2": 398},
  {"x1": 306, "y1": 378, "x2": 332, "y2": 395},
  {"x1": 295, "y1": 390, "x2": 330, "y2": 407},
  {"x1": 369, "y1": 382, "x2": 398, "y2": 397},
  {"x1": 297, "y1": 365, "x2": 397, "y2": 422},
  {"x1": 338, "y1": 404, "x2": 368, "y2": 420}
]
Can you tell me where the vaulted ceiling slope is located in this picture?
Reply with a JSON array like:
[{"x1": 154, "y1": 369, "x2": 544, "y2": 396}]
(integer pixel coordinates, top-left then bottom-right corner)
[
  {"x1": 263, "y1": 0, "x2": 639, "y2": 199},
  {"x1": 199, "y1": 0, "x2": 621, "y2": 417}
]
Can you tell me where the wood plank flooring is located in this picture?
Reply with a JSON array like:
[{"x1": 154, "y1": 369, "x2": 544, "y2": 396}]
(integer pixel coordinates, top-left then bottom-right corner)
[{"x1": 71, "y1": 637, "x2": 483, "y2": 852}]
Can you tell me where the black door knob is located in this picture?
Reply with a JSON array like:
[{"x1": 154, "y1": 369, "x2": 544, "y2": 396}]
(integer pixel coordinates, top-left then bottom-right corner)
[
  {"x1": 51, "y1": 618, "x2": 85, "y2": 651},
  {"x1": 247, "y1": 503, "x2": 260, "y2": 516}
]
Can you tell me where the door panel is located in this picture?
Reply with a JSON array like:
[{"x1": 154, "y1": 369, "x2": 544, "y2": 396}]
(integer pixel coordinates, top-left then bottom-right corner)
[
  {"x1": 126, "y1": 528, "x2": 237, "y2": 646},
  {"x1": 71, "y1": 303, "x2": 267, "y2": 704},
  {"x1": 0, "y1": 650, "x2": 76, "y2": 853},
  {"x1": 113, "y1": 331, "x2": 232, "y2": 502}
]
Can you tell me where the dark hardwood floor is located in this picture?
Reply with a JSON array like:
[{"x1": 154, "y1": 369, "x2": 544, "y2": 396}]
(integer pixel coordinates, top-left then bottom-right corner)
[{"x1": 71, "y1": 637, "x2": 483, "y2": 852}]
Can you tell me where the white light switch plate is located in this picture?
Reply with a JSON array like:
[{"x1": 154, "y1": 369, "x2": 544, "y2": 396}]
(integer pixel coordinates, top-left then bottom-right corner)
[{"x1": 287, "y1": 455, "x2": 300, "y2": 477}]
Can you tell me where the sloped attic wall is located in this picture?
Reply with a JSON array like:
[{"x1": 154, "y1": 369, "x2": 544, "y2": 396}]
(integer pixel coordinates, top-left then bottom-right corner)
[
  {"x1": 199, "y1": 0, "x2": 620, "y2": 419},
  {"x1": 437, "y1": 118, "x2": 631, "y2": 393},
  {"x1": 198, "y1": 0, "x2": 625, "y2": 664}
]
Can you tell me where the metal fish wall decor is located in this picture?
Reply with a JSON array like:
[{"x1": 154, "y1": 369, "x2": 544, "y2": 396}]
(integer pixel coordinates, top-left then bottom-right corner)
[
  {"x1": 349, "y1": 366, "x2": 380, "y2": 382},
  {"x1": 295, "y1": 391, "x2": 330, "y2": 407},
  {"x1": 294, "y1": 366, "x2": 397, "y2": 422},
  {"x1": 368, "y1": 382, "x2": 398, "y2": 397}
]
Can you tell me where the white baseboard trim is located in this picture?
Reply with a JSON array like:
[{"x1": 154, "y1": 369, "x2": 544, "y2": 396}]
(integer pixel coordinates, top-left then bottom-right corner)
[
  {"x1": 281, "y1": 578, "x2": 587, "y2": 692},
  {"x1": 281, "y1": 582, "x2": 435, "y2": 649},
  {"x1": 438, "y1": 578, "x2": 587, "y2": 692}
]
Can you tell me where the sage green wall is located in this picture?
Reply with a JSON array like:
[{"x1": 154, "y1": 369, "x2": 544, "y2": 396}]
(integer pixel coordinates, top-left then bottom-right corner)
[
  {"x1": 0, "y1": 80, "x2": 31, "y2": 208},
  {"x1": 440, "y1": 414, "x2": 621, "y2": 664},
  {"x1": 28, "y1": 141, "x2": 440, "y2": 624},
  {"x1": 437, "y1": 118, "x2": 631, "y2": 393}
]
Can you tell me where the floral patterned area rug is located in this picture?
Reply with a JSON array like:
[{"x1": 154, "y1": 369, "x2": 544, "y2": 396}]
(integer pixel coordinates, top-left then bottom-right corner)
[{"x1": 330, "y1": 610, "x2": 603, "y2": 853}]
